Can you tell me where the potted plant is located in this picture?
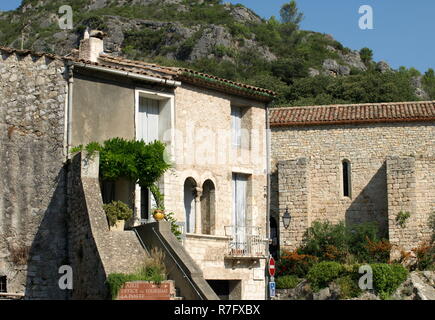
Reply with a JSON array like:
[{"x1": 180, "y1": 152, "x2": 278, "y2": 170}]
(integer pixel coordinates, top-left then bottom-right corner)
[
  {"x1": 152, "y1": 207, "x2": 166, "y2": 221},
  {"x1": 103, "y1": 200, "x2": 133, "y2": 231}
]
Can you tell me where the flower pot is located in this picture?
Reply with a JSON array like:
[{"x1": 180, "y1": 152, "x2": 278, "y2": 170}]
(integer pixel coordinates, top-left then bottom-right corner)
[
  {"x1": 110, "y1": 220, "x2": 125, "y2": 231},
  {"x1": 153, "y1": 210, "x2": 165, "y2": 221}
]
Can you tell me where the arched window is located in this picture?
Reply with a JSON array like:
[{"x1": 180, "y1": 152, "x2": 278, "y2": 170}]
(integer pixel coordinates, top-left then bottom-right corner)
[
  {"x1": 184, "y1": 178, "x2": 197, "y2": 233},
  {"x1": 201, "y1": 180, "x2": 216, "y2": 235},
  {"x1": 342, "y1": 159, "x2": 351, "y2": 198}
]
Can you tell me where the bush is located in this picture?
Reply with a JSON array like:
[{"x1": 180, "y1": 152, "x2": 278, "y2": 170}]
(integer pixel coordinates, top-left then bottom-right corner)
[
  {"x1": 299, "y1": 221, "x2": 391, "y2": 264},
  {"x1": 371, "y1": 264, "x2": 408, "y2": 299},
  {"x1": 335, "y1": 275, "x2": 362, "y2": 299},
  {"x1": 365, "y1": 239, "x2": 392, "y2": 263},
  {"x1": 413, "y1": 243, "x2": 435, "y2": 271},
  {"x1": 277, "y1": 250, "x2": 318, "y2": 277},
  {"x1": 103, "y1": 201, "x2": 133, "y2": 227},
  {"x1": 346, "y1": 222, "x2": 379, "y2": 262},
  {"x1": 300, "y1": 221, "x2": 349, "y2": 263},
  {"x1": 106, "y1": 249, "x2": 166, "y2": 299},
  {"x1": 306, "y1": 261, "x2": 343, "y2": 291},
  {"x1": 276, "y1": 275, "x2": 300, "y2": 289}
]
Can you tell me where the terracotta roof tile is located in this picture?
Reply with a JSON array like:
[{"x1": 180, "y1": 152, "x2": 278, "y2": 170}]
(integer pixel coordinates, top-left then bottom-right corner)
[
  {"x1": 270, "y1": 101, "x2": 435, "y2": 126},
  {"x1": 0, "y1": 46, "x2": 275, "y2": 100}
]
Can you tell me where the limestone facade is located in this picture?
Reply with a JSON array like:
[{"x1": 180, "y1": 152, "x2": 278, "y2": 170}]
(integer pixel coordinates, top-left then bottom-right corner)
[{"x1": 271, "y1": 119, "x2": 434, "y2": 252}]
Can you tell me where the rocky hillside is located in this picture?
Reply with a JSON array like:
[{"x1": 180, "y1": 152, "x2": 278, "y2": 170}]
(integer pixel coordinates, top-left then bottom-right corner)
[{"x1": 1, "y1": 0, "x2": 434, "y2": 105}]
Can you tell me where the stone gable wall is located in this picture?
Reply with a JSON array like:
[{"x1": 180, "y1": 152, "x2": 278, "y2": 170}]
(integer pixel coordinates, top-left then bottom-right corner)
[
  {"x1": 0, "y1": 52, "x2": 68, "y2": 299},
  {"x1": 272, "y1": 122, "x2": 434, "y2": 251}
]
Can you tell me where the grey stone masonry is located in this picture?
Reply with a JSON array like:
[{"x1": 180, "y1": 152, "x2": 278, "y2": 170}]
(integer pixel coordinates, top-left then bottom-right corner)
[
  {"x1": 387, "y1": 156, "x2": 434, "y2": 254},
  {"x1": 278, "y1": 158, "x2": 311, "y2": 250},
  {"x1": 0, "y1": 50, "x2": 68, "y2": 299},
  {"x1": 69, "y1": 152, "x2": 148, "y2": 299}
]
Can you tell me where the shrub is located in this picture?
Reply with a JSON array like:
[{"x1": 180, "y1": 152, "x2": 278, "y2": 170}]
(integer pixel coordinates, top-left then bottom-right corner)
[
  {"x1": 306, "y1": 261, "x2": 343, "y2": 291},
  {"x1": 276, "y1": 275, "x2": 300, "y2": 289},
  {"x1": 335, "y1": 275, "x2": 362, "y2": 299},
  {"x1": 103, "y1": 201, "x2": 133, "y2": 227},
  {"x1": 277, "y1": 250, "x2": 318, "y2": 277},
  {"x1": 106, "y1": 249, "x2": 166, "y2": 300},
  {"x1": 413, "y1": 243, "x2": 435, "y2": 271},
  {"x1": 366, "y1": 238, "x2": 392, "y2": 263},
  {"x1": 346, "y1": 222, "x2": 380, "y2": 262},
  {"x1": 300, "y1": 221, "x2": 349, "y2": 263},
  {"x1": 396, "y1": 211, "x2": 411, "y2": 228},
  {"x1": 371, "y1": 264, "x2": 408, "y2": 299}
]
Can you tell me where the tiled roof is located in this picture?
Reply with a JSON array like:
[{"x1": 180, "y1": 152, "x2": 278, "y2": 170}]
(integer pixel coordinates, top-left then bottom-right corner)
[
  {"x1": 0, "y1": 46, "x2": 275, "y2": 101},
  {"x1": 269, "y1": 101, "x2": 435, "y2": 127},
  {"x1": 98, "y1": 54, "x2": 276, "y2": 100}
]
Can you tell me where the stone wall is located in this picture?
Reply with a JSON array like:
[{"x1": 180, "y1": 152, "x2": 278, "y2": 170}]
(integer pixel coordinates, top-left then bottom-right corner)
[
  {"x1": 272, "y1": 122, "x2": 435, "y2": 250},
  {"x1": 69, "y1": 152, "x2": 147, "y2": 299},
  {"x1": 387, "y1": 156, "x2": 434, "y2": 253},
  {"x1": 184, "y1": 234, "x2": 266, "y2": 300},
  {"x1": 0, "y1": 50, "x2": 68, "y2": 299},
  {"x1": 277, "y1": 159, "x2": 311, "y2": 251}
]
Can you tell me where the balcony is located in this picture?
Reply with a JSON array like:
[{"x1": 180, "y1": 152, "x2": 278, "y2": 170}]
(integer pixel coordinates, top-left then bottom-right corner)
[{"x1": 224, "y1": 226, "x2": 268, "y2": 260}]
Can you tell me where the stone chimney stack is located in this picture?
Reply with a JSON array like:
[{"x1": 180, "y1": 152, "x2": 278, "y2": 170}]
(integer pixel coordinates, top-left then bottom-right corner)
[{"x1": 79, "y1": 28, "x2": 105, "y2": 62}]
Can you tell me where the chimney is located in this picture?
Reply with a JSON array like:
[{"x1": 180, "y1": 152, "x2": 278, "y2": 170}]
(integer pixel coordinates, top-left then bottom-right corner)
[{"x1": 79, "y1": 28, "x2": 105, "y2": 62}]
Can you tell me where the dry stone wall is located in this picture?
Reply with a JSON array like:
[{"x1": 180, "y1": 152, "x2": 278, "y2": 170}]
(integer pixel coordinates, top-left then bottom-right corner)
[{"x1": 0, "y1": 51, "x2": 68, "y2": 299}]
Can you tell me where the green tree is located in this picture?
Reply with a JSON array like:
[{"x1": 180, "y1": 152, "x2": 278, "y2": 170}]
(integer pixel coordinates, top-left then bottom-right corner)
[
  {"x1": 359, "y1": 47, "x2": 373, "y2": 66},
  {"x1": 280, "y1": 1, "x2": 304, "y2": 26}
]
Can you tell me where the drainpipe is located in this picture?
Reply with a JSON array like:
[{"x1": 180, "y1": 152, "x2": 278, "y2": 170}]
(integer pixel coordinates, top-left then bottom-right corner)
[
  {"x1": 265, "y1": 101, "x2": 272, "y2": 300},
  {"x1": 66, "y1": 62, "x2": 74, "y2": 160}
]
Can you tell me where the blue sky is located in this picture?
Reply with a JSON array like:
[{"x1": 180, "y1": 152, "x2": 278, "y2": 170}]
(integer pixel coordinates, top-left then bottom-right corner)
[{"x1": 1, "y1": 0, "x2": 433, "y2": 72}]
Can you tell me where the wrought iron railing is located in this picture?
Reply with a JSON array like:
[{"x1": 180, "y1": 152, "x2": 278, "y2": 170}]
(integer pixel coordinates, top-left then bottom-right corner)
[{"x1": 224, "y1": 226, "x2": 267, "y2": 258}]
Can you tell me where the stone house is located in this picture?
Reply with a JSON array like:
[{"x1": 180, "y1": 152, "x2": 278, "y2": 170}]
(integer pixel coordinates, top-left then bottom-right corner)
[
  {"x1": 269, "y1": 102, "x2": 435, "y2": 256},
  {"x1": 0, "y1": 31, "x2": 274, "y2": 300}
]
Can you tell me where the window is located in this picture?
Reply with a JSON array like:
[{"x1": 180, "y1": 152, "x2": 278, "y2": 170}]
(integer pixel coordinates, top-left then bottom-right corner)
[
  {"x1": 231, "y1": 107, "x2": 242, "y2": 148},
  {"x1": 184, "y1": 178, "x2": 197, "y2": 233},
  {"x1": 201, "y1": 180, "x2": 216, "y2": 235},
  {"x1": 0, "y1": 276, "x2": 6, "y2": 293},
  {"x1": 342, "y1": 160, "x2": 351, "y2": 198},
  {"x1": 138, "y1": 97, "x2": 160, "y2": 143}
]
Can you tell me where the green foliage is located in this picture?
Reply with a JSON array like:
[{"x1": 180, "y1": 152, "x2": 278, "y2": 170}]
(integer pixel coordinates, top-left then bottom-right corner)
[
  {"x1": 371, "y1": 264, "x2": 408, "y2": 299},
  {"x1": 396, "y1": 211, "x2": 411, "y2": 228},
  {"x1": 300, "y1": 221, "x2": 349, "y2": 263},
  {"x1": 276, "y1": 275, "x2": 300, "y2": 289},
  {"x1": 359, "y1": 47, "x2": 373, "y2": 65},
  {"x1": 422, "y1": 69, "x2": 435, "y2": 99},
  {"x1": 149, "y1": 184, "x2": 182, "y2": 240},
  {"x1": 306, "y1": 261, "x2": 343, "y2": 291},
  {"x1": 106, "y1": 250, "x2": 167, "y2": 299},
  {"x1": 334, "y1": 275, "x2": 362, "y2": 299},
  {"x1": 280, "y1": 1, "x2": 304, "y2": 26},
  {"x1": 103, "y1": 201, "x2": 133, "y2": 227},
  {"x1": 285, "y1": 71, "x2": 419, "y2": 106},
  {"x1": 300, "y1": 221, "x2": 390, "y2": 264},
  {"x1": 87, "y1": 138, "x2": 171, "y2": 188}
]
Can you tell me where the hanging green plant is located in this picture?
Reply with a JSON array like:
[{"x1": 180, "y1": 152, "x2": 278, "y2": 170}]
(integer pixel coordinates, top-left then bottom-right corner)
[{"x1": 71, "y1": 138, "x2": 172, "y2": 188}]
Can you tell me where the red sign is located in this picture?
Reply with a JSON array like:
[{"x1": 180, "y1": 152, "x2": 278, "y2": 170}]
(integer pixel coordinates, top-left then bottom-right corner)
[
  {"x1": 117, "y1": 282, "x2": 173, "y2": 300},
  {"x1": 269, "y1": 257, "x2": 276, "y2": 277}
]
